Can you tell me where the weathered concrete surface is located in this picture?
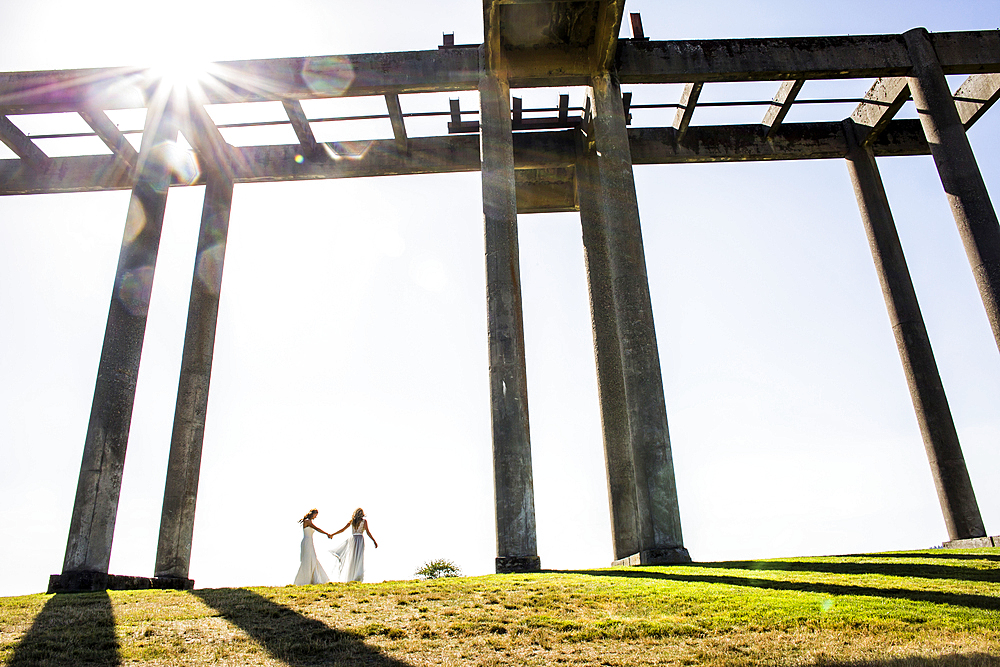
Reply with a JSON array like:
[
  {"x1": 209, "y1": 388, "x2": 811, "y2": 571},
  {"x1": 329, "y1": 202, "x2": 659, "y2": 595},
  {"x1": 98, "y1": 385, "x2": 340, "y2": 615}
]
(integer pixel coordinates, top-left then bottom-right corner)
[
  {"x1": 845, "y1": 120, "x2": 986, "y2": 541},
  {"x1": 942, "y1": 535, "x2": 999, "y2": 548},
  {"x1": 953, "y1": 73, "x2": 1000, "y2": 128},
  {"x1": 906, "y1": 28, "x2": 1000, "y2": 355},
  {"x1": 60, "y1": 95, "x2": 179, "y2": 580},
  {"x1": 0, "y1": 120, "x2": 936, "y2": 197},
  {"x1": 616, "y1": 30, "x2": 1000, "y2": 85},
  {"x1": 576, "y1": 132, "x2": 641, "y2": 561},
  {"x1": 47, "y1": 572, "x2": 193, "y2": 594},
  {"x1": 762, "y1": 79, "x2": 805, "y2": 137},
  {"x1": 590, "y1": 71, "x2": 688, "y2": 563},
  {"x1": 850, "y1": 77, "x2": 910, "y2": 145},
  {"x1": 154, "y1": 175, "x2": 234, "y2": 580},
  {"x1": 480, "y1": 68, "x2": 539, "y2": 574}
]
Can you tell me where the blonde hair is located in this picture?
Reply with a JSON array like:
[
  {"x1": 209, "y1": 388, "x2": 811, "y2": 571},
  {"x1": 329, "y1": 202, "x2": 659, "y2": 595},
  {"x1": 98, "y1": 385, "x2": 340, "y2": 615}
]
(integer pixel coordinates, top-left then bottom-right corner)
[
  {"x1": 298, "y1": 508, "x2": 318, "y2": 524},
  {"x1": 351, "y1": 508, "x2": 365, "y2": 530}
]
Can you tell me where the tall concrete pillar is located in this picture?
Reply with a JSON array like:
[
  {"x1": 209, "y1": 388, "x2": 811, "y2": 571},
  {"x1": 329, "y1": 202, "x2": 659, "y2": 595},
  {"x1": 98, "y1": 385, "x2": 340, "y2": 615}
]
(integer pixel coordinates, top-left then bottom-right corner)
[
  {"x1": 844, "y1": 121, "x2": 986, "y2": 540},
  {"x1": 575, "y1": 133, "x2": 641, "y2": 561},
  {"x1": 589, "y1": 72, "x2": 689, "y2": 564},
  {"x1": 59, "y1": 97, "x2": 179, "y2": 588},
  {"x1": 154, "y1": 174, "x2": 234, "y2": 582},
  {"x1": 905, "y1": 28, "x2": 1000, "y2": 353},
  {"x1": 480, "y1": 69, "x2": 539, "y2": 573}
]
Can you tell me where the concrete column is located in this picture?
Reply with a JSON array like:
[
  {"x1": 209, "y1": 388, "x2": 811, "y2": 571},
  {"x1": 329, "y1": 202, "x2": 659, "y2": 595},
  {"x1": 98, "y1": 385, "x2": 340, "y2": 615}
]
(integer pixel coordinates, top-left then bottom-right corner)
[
  {"x1": 480, "y1": 70, "x2": 539, "y2": 573},
  {"x1": 154, "y1": 174, "x2": 234, "y2": 581},
  {"x1": 905, "y1": 28, "x2": 1000, "y2": 353},
  {"x1": 844, "y1": 121, "x2": 986, "y2": 540},
  {"x1": 575, "y1": 133, "x2": 641, "y2": 561},
  {"x1": 589, "y1": 72, "x2": 689, "y2": 565},
  {"x1": 60, "y1": 97, "x2": 179, "y2": 581}
]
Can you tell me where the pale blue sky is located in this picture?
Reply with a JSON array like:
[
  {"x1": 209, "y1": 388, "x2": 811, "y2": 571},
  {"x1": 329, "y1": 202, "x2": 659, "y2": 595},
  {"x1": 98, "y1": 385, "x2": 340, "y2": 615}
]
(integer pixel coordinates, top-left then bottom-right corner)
[{"x1": 0, "y1": 1, "x2": 997, "y2": 597}]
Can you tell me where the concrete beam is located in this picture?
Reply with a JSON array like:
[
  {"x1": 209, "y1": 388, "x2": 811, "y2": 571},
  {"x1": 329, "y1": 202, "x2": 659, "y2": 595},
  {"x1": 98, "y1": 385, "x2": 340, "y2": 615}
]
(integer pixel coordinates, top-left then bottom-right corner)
[
  {"x1": 954, "y1": 73, "x2": 1000, "y2": 129},
  {"x1": 281, "y1": 100, "x2": 320, "y2": 160},
  {"x1": 576, "y1": 131, "x2": 641, "y2": 560},
  {"x1": 78, "y1": 108, "x2": 138, "y2": 170},
  {"x1": 616, "y1": 30, "x2": 1000, "y2": 85},
  {"x1": 515, "y1": 166, "x2": 576, "y2": 213},
  {"x1": 61, "y1": 93, "x2": 179, "y2": 580},
  {"x1": 762, "y1": 79, "x2": 805, "y2": 139},
  {"x1": 0, "y1": 49, "x2": 482, "y2": 114},
  {"x1": 906, "y1": 28, "x2": 1000, "y2": 363},
  {"x1": 0, "y1": 120, "x2": 935, "y2": 195},
  {"x1": 0, "y1": 114, "x2": 49, "y2": 167},
  {"x1": 592, "y1": 0, "x2": 626, "y2": 72},
  {"x1": 480, "y1": 70, "x2": 540, "y2": 574},
  {"x1": 850, "y1": 77, "x2": 910, "y2": 146},
  {"x1": 1, "y1": 30, "x2": 996, "y2": 115},
  {"x1": 154, "y1": 172, "x2": 234, "y2": 582},
  {"x1": 844, "y1": 119, "x2": 986, "y2": 542},
  {"x1": 384, "y1": 93, "x2": 409, "y2": 154},
  {"x1": 628, "y1": 119, "x2": 929, "y2": 165},
  {"x1": 590, "y1": 72, "x2": 689, "y2": 564},
  {"x1": 672, "y1": 82, "x2": 703, "y2": 141}
]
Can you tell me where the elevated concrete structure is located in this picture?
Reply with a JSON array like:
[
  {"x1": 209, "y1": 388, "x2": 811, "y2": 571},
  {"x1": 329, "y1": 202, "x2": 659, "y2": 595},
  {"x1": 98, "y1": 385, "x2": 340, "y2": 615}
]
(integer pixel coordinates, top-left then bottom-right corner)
[{"x1": 1, "y1": 2, "x2": 996, "y2": 591}]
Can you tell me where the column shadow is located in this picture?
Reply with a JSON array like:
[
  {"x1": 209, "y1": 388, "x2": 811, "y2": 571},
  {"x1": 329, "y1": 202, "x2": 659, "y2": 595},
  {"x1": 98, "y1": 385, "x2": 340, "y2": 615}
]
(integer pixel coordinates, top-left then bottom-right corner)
[
  {"x1": 682, "y1": 559, "x2": 999, "y2": 583},
  {"x1": 552, "y1": 570, "x2": 1000, "y2": 611},
  {"x1": 8, "y1": 591, "x2": 120, "y2": 666},
  {"x1": 193, "y1": 588, "x2": 413, "y2": 666}
]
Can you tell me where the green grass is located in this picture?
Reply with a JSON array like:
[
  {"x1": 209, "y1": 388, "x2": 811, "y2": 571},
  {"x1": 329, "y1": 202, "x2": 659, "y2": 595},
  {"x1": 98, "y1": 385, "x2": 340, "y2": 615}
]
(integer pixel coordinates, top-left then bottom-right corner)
[{"x1": 2, "y1": 548, "x2": 998, "y2": 666}]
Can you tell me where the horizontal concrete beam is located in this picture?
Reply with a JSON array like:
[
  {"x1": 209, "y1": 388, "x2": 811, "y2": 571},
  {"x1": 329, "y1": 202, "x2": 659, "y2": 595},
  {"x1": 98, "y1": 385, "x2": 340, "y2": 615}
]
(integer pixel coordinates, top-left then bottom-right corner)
[
  {"x1": 0, "y1": 119, "x2": 934, "y2": 196},
  {"x1": 515, "y1": 166, "x2": 577, "y2": 213},
  {"x1": 628, "y1": 118, "x2": 929, "y2": 165},
  {"x1": 0, "y1": 49, "x2": 482, "y2": 114},
  {"x1": 617, "y1": 30, "x2": 1000, "y2": 84},
  {"x1": 2, "y1": 31, "x2": 997, "y2": 115}
]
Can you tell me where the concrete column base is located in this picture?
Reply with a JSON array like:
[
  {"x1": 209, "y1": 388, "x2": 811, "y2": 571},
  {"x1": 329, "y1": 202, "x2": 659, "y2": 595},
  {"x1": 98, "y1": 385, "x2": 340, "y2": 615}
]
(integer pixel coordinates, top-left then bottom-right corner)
[
  {"x1": 612, "y1": 547, "x2": 692, "y2": 567},
  {"x1": 942, "y1": 536, "x2": 998, "y2": 549},
  {"x1": 495, "y1": 556, "x2": 541, "y2": 573},
  {"x1": 48, "y1": 572, "x2": 194, "y2": 594}
]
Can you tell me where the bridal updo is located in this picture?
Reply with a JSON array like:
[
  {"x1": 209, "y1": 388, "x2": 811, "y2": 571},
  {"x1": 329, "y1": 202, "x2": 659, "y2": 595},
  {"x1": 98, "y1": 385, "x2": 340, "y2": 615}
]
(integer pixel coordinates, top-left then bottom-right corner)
[
  {"x1": 299, "y1": 508, "x2": 319, "y2": 524},
  {"x1": 351, "y1": 508, "x2": 365, "y2": 529}
]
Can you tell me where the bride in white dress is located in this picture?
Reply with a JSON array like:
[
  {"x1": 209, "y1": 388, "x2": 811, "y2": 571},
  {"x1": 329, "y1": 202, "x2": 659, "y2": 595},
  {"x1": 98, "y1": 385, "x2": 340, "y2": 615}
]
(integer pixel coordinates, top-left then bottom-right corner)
[
  {"x1": 293, "y1": 508, "x2": 334, "y2": 585},
  {"x1": 329, "y1": 508, "x2": 378, "y2": 582}
]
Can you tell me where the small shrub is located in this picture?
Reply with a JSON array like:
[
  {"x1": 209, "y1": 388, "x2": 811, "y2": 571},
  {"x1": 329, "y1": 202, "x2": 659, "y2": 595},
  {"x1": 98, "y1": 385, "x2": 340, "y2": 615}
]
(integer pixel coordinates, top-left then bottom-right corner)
[{"x1": 415, "y1": 559, "x2": 462, "y2": 580}]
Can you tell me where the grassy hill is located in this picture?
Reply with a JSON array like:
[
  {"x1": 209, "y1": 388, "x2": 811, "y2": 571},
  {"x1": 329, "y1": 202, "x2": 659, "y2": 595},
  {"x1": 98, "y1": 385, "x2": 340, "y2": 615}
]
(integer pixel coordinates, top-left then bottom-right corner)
[{"x1": 2, "y1": 549, "x2": 998, "y2": 666}]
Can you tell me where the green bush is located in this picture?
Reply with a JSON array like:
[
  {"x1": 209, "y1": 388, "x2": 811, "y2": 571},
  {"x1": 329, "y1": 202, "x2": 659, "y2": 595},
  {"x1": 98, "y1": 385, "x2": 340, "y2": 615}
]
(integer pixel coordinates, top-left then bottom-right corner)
[{"x1": 415, "y1": 559, "x2": 462, "y2": 580}]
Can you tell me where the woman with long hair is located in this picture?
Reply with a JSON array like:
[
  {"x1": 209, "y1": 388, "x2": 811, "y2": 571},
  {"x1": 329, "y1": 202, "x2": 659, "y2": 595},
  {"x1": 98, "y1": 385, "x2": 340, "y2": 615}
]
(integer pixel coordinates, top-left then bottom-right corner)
[
  {"x1": 329, "y1": 507, "x2": 378, "y2": 582},
  {"x1": 293, "y1": 508, "x2": 334, "y2": 585}
]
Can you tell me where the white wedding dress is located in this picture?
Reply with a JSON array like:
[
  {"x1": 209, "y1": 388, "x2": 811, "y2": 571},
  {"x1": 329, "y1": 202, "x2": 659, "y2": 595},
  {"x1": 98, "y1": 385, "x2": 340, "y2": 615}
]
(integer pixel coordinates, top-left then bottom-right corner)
[
  {"x1": 330, "y1": 521, "x2": 367, "y2": 582},
  {"x1": 294, "y1": 526, "x2": 330, "y2": 585}
]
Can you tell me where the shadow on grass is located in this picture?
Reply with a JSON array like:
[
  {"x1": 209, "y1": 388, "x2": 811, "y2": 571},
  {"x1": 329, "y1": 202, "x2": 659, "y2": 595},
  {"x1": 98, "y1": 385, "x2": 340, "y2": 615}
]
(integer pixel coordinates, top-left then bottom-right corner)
[
  {"x1": 856, "y1": 552, "x2": 1000, "y2": 563},
  {"x1": 682, "y1": 560, "x2": 999, "y2": 583},
  {"x1": 556, "y1": 570, "x2": 1000, "y2": 611},
  {"x1": 9, "y1": 592, "x2": 120, "y2": 666},
  {"x1": 193, "y1": 588, "x2": 413, "y2": 666}
]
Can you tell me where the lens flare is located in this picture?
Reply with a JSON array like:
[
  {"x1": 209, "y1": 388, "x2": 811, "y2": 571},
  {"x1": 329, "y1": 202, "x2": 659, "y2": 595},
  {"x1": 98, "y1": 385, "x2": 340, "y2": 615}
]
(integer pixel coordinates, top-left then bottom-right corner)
[
  {"x1": 301, "y1": 56, "x2": 355, "y2": 96},
  {"x1": 196, "y1": 243, "x2": 226, "y2": 295},
  {"x1": 118, "y1": 266, "x2": 155, "y2": 317},
  {"x1": 122, "y1": 197, "x2": 148, "y2": 243}
]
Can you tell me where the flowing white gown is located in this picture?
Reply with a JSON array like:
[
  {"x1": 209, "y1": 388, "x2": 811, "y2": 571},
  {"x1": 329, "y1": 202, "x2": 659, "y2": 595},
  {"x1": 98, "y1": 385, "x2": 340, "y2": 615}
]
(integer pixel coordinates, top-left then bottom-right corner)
[
  {"x1": 294, "y1": 526, "x2": 330, "y2": 585},
  {"x1": 330, "y1": 520, "x2": 367, "y2": 582}
]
